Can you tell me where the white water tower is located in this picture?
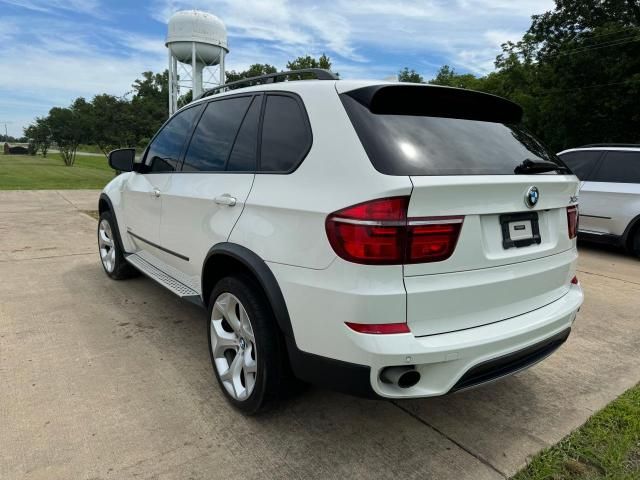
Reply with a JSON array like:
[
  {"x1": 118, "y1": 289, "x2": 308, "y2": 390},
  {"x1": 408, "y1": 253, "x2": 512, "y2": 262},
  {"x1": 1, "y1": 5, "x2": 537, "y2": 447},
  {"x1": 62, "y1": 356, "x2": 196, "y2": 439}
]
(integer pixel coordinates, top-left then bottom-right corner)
[{"x1": 166, "y1": 10, "x2": 229, "y2": 115}]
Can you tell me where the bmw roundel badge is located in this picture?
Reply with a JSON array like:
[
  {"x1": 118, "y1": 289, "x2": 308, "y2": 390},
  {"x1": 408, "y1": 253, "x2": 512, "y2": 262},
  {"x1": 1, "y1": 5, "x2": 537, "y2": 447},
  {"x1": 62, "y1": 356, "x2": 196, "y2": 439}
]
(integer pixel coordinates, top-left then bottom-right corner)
[{"x1": 525, "y1": 186, "x2": 539, "y2": 208}]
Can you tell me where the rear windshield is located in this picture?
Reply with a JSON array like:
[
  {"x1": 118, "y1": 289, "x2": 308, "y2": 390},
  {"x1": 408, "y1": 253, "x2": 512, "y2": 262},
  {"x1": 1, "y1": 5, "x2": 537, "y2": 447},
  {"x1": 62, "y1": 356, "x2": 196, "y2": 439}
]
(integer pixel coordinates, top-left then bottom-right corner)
[{"x1": 340, "y1": 89, "x2": 566, "y2": 176}]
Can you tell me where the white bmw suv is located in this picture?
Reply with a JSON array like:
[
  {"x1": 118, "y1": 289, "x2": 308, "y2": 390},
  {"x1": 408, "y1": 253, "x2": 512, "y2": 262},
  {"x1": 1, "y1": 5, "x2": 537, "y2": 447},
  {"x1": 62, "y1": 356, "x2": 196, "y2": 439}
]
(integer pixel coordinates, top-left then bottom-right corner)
[
  {"x1": 558, "y1": 144, "x2": 640, "y2": 256},
  {"x1": 98, "y1": 70, "x2": 583, "y2": 414}
]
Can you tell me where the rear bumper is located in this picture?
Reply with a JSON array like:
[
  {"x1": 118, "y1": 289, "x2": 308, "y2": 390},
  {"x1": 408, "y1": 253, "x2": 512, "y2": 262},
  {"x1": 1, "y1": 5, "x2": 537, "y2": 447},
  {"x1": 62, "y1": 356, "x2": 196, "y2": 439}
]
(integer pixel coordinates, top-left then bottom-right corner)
[
  {"x1": 285, "y1": 283, "x2": 583, "y2": 399},
  {"x1": 361, "y1": 283, "x2": 582, "y2": 398}
]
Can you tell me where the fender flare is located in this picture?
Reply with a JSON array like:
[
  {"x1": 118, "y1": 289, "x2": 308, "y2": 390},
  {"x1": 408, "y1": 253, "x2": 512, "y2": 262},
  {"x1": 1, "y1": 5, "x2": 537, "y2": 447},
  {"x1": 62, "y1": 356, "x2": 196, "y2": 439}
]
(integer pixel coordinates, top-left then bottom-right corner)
[
  {"x1": 201, "y1": 243, "x2": 295, "y2": 340},
  {"x1": 99, "y1": 193, "x2": 129, "y2": 254}
]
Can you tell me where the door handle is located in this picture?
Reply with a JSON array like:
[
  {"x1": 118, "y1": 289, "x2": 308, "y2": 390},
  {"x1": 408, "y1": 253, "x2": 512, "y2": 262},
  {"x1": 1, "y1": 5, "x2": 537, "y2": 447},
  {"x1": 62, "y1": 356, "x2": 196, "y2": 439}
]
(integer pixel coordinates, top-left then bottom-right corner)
[
  {"x1": 214, "y1": 194, "x2": 237, "y2": 207},
  {"x1": 152, "y1": 188, "x2": 161, "y2": 198}
]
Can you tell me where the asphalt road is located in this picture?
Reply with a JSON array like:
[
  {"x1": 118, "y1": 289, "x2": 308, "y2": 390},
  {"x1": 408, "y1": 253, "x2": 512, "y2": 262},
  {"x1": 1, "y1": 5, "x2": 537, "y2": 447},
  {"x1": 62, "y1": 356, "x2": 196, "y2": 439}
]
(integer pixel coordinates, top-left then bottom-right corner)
[{"x1": 1, "y1": 190, "x2": 639, "y2": 480}]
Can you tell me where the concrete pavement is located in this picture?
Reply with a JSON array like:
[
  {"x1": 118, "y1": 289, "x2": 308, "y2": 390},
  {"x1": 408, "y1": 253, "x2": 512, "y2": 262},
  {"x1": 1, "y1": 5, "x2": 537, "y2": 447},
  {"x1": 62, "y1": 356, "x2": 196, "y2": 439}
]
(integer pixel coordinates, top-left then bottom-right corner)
[{"x1": 1, "y1": 190, "x2": 639, "y2": 479}]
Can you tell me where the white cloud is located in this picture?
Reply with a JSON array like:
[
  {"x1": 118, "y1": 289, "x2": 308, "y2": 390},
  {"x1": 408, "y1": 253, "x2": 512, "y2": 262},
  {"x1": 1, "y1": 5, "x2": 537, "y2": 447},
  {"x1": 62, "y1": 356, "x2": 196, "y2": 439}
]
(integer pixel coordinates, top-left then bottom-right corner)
[
  {"x1": 2, "y1": 0, "x2": 558, "y2": 136},
  {"x1": 0, "y1": 0, "x2": 104, "y2": 17},
  {"x1": 150, "y1": 0, "x2": 554, "y2": 73}
]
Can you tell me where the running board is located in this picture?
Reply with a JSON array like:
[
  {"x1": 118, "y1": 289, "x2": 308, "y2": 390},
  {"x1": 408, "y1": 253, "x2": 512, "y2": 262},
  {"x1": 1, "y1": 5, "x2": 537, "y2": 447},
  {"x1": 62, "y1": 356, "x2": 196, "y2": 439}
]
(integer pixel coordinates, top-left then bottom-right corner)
[{"x1": 125, "y1": 253, "x2": 204, "y2": 308}]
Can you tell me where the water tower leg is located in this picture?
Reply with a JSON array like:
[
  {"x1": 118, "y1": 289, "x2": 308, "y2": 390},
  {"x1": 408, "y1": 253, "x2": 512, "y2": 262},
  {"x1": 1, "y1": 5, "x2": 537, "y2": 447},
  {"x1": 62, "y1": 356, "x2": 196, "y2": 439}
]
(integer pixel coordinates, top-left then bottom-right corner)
[
  {"x1": 192, "y1": 42, "x2": 203, "y2": 99},
  {"x1": 168, "y1": 50, "x2": 174, "y2": 116},
  {"x1": 220, "y1": 51, "x2": 225, "y2": 85}
]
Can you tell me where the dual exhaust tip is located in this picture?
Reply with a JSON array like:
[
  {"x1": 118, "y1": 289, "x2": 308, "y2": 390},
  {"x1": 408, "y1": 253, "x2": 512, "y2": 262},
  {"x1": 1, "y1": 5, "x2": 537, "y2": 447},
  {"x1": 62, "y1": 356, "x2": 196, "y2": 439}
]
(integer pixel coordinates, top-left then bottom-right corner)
[{"x1": 380, "y1": 366, "x2": 421, "y2": 389}]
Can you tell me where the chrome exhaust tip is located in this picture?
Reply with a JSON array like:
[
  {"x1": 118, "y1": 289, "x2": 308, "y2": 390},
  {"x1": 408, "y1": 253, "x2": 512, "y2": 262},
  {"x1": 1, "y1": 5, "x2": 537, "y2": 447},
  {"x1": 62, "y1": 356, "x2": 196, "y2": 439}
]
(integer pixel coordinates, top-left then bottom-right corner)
[{"x1": 380, "y1": 366, "x2": 421, "y2": 388}]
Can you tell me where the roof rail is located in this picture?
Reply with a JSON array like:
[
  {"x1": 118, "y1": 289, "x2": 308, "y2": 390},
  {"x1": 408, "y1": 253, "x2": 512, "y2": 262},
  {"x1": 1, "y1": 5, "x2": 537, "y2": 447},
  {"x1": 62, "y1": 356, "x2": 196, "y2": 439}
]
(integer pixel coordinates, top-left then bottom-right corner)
[
  {"x1": 579, "y1": 143, "x2": 640, "y2": 148},
  {"x1": 196, "y1": 68, "x2": 339, "y2": 100}
]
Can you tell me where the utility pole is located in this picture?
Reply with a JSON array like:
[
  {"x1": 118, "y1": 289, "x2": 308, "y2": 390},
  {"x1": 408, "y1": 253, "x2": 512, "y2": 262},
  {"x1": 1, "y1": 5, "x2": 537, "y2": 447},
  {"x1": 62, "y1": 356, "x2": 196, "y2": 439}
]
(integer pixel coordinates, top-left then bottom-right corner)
[{"x1": 0, "y1": 121, "x2": 12, "y2": 142}]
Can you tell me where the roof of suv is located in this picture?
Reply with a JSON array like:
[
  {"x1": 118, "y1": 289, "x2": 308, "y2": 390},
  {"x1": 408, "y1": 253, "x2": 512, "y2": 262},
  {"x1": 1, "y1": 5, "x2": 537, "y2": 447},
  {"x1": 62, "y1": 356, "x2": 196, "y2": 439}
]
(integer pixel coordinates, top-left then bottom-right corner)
[
  {"x1": 187, "y1": 79, "x2": 383, "y2": 107},
  {"x1": 183, "y1": 79, "x2": 523, "y2": 122}
]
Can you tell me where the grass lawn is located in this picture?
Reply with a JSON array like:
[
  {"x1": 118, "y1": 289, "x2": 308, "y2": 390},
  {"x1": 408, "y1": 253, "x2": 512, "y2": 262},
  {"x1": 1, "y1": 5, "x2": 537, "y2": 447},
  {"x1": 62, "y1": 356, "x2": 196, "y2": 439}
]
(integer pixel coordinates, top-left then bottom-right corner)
[
  {"x1": 512, "y1": 383, "x2": 640, "y2": 479},
  {"x1": 0, "y1": 153, "x2": 115, "y2": 190}
]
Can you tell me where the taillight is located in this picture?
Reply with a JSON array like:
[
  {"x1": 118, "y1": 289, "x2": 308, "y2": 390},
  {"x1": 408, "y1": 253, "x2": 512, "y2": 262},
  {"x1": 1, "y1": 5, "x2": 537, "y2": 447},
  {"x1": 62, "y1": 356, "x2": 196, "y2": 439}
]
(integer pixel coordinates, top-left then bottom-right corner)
[
  {"x1": 567, "y1": 205, "x2": 578, "y2": 239},
  {"x1": 325, "y1": 196, "x2": 464, "y2": 265}
]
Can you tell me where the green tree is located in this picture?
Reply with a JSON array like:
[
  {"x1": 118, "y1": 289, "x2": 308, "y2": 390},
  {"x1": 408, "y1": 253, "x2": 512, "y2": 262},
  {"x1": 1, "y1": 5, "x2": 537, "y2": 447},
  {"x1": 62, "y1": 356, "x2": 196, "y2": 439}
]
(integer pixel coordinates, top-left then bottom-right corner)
[
  {"x1": 24, "y1": 117, "x2": 51, "y2": 157},
  {"x1": 90, "y1": 94, "x2": 137, "y2": 157},
  {"x1": 48, "y1": 100, "x2": 87, "y2": 166},
  {"x1": 398, "y1": 67, "x2": 424, "y2": 83},
  {"x1": 130, "y1": 71, "x2": 169, "y2": 147},
  {"x1": 286, "y1": 54, "x2": 337, "y2": 79},
  {"x1": 428, "y1": 65, "x2": 483, "y2": 89},
  {"x1": 287, "y1": 53, "x2": 332, "y2": 70},
  {"x1": 226, "y1": 63, "x2": 278, "y2": 83},
  {"x1": 492, "y1": 0, "x2": 640, "y2": 150}
]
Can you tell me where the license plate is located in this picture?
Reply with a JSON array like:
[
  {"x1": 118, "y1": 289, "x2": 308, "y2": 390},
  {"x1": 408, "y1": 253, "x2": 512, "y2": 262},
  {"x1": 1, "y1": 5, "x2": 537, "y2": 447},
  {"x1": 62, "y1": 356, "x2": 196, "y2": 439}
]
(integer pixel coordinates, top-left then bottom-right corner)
[{"x1": 500, "y1": 212, "x2": 541, "y2": 249}]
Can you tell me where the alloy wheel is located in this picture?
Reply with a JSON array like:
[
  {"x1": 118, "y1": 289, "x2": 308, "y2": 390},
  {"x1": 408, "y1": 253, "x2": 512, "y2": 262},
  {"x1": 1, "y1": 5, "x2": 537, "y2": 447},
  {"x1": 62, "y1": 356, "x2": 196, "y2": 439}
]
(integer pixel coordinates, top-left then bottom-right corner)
[
  {"x1": 210, "y1": 292, "x2": 258, "y2": 401},
  {"x1": 98, "y1": 219, "x2": 116, "y2": 273}
]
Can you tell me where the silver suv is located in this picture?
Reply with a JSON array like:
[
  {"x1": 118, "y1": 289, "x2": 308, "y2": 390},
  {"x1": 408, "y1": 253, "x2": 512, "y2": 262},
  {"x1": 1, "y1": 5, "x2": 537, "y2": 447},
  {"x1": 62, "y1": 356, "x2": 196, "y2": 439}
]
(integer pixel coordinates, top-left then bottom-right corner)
[{"x1": 558, "y1": 144, "x2": 640, "y2": 257}]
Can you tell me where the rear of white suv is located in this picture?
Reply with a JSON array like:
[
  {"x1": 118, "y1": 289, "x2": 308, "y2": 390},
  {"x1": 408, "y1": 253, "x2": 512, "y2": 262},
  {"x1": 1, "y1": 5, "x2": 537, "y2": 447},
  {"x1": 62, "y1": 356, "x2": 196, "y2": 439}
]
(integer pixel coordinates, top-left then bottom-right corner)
[{"x1": 99, "y1": 77, "x2": 583, "y2": 413}]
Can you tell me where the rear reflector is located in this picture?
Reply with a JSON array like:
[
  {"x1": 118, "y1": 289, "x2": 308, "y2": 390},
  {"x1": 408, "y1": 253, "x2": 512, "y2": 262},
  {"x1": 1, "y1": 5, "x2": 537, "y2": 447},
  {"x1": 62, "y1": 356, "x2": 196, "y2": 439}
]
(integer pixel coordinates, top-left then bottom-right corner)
[
  {"x1": 326, "y1": 196, "x2": 464, "y2": 265},
  {"x1": 571, "y1": 275, "x2": 579, "y2": 285},
  {"x1": 567, "y1": 206, "x2": 578, "y2": 239},
  {"x1": 345, "y1": 322, "x2": 411, "y2": 334}
]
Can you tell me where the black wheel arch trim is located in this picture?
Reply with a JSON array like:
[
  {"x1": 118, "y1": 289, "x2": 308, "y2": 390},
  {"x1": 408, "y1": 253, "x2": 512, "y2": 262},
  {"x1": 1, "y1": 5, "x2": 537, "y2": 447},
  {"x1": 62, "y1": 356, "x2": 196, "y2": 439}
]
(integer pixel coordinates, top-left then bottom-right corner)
[
  {"x1": 98, "y1": 193, "x2": 129, "y2": 254},
  {"x1": 202, "y1": 242, "x2": 295, "y2": 339}
]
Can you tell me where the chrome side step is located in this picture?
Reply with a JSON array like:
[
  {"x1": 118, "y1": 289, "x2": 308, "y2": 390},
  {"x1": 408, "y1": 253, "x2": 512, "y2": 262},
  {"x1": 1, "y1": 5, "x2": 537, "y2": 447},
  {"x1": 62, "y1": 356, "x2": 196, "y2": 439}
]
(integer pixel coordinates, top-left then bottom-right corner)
[{"x1": 125, "y1": 253, "x2": 204, "y2": 308}]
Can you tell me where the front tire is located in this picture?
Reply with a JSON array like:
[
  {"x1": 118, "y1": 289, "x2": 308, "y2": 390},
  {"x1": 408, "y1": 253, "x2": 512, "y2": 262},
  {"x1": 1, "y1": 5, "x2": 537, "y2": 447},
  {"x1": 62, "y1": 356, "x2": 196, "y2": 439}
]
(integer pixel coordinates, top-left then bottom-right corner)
[
  {"x1": 207, "y1": 274, "x2": 288, "y2": 414},
  {"x1": 98, "y1": 211, "x2": 138, "y2": 280},
  {"x1": 631, "y1": 228, "x2": 640, "y2": 258}
]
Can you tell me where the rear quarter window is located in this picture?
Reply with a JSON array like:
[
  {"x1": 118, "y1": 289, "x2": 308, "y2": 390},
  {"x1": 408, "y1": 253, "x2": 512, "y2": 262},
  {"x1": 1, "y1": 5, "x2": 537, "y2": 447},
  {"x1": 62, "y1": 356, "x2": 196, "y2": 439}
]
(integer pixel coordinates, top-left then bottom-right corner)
[
  {"x1": 259, "y1": 94, "x2": 312, "y2": 173},
  {"x1": 589, "y1": 151, "x2": 640, "y2": 183}
]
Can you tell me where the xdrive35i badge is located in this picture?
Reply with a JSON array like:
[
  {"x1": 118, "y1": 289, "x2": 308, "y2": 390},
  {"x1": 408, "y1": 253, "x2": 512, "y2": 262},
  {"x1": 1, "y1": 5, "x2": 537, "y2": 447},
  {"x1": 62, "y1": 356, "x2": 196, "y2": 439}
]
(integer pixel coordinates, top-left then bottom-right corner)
[{"x1": 525, "y1": 186, "x2": 539, "y2": 208}]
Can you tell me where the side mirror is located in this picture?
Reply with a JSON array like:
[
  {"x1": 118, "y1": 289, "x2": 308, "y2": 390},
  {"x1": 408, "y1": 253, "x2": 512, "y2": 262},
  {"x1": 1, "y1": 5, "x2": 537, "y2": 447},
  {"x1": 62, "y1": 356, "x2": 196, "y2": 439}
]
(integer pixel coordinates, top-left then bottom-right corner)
[{"x1": 108, "y1": 148, "x2": 135, "y2": 172}]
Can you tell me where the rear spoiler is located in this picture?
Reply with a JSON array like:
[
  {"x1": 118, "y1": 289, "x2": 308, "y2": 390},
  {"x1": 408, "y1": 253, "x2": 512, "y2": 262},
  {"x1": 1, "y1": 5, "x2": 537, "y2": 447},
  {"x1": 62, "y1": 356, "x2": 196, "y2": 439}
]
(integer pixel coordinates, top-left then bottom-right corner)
[{"x1": 343, "y1": 84, "x2": 523, "y2": 124}]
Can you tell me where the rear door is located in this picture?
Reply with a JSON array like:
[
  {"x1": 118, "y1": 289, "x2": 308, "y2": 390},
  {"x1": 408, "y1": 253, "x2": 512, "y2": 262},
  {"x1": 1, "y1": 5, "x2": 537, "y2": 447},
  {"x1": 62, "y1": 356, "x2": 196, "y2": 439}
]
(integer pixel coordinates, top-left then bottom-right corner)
[
  {"x1": 579, "y1": 150, "x2": 640, "y2": 236},
  {"x1": 122, "y1": 104, "x2": 202, "y2": 259},
  {"x1": 158, "y1": 94, "x2": 260, "y2": 279}
]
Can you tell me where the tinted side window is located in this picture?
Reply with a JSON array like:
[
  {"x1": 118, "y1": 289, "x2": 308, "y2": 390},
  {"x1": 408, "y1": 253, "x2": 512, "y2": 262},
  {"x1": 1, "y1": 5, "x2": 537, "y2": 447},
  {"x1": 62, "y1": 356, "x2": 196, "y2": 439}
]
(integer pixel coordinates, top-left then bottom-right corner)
[
  {"x1": 558, "y1": 151, "x2": 602, "y2": 180},
  {"x1": 590, "y1": 151, "x2": 640, "y2": 183},
  {"x1": 183, "y1": 96, "x2": 252, "y2": 172},
  {"x1": 147, "y1": 105, "x2": 202, "y2": 172},
  {"x1": 226, "y1": 96, "x2": 261, "y2": 171},
  {"x1": 260, "y1": 95, "x2": 311, "y2": 172}
]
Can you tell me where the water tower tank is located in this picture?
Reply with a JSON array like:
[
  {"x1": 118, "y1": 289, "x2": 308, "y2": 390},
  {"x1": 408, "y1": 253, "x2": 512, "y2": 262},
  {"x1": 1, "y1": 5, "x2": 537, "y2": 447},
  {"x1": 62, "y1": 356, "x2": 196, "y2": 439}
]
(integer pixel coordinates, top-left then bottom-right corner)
[{"x1": 166, "y1": 10, "x2": 229, "y2": 114}]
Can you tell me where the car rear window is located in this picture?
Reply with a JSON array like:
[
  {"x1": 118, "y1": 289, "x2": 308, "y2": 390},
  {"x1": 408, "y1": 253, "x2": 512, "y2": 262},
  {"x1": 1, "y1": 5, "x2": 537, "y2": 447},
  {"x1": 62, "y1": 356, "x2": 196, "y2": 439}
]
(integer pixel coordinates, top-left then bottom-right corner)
[{"x1": 340, "y1": 85, "x2": 566, "y2": 176}]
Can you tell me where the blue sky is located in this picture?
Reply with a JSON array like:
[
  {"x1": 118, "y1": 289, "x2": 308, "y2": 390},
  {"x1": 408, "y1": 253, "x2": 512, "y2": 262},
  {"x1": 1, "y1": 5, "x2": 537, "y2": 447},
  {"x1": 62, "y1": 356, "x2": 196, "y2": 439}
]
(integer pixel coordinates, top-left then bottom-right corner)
[{"x1": 0, "y1": 0, "x2": 554, "y2": 137}]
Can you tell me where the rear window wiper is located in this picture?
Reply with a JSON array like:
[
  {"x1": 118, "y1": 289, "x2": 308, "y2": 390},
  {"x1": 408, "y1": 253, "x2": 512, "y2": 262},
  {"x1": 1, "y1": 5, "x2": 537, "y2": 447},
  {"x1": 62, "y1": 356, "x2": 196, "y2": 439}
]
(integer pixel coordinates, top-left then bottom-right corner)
[{"x1": 514, "y1": 158, "x2": 571, "y2": 174}]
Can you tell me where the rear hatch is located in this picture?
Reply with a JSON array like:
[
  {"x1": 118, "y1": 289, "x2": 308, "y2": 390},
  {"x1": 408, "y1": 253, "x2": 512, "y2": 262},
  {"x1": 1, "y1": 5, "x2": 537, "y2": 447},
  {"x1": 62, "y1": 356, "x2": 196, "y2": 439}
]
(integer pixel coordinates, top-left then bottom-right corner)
[{"x1": 340, "y1": 84, "x2": 580, "y2": 336}]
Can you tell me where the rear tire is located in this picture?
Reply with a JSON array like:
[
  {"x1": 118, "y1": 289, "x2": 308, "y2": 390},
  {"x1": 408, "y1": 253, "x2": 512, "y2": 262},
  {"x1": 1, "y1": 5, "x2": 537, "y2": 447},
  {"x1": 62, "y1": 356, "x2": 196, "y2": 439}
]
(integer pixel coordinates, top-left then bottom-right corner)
[
  {"x1": 207, "y1": 274, "x2": 289, "y2": 415},
  {"x1": 98, "y1": 211, "x2": 139, "y2": 280}
]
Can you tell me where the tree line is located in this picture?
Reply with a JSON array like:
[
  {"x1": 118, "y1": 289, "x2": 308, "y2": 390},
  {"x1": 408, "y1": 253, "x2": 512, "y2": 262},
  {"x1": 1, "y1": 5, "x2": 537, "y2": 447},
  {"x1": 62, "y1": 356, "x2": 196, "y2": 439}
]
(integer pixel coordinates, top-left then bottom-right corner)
[
  {"x1": 23, "y1": 0, "x2": 639, "y2": 165},
  {"x1": 401, "y1": 0, "x2": 640, "y2": 152}
]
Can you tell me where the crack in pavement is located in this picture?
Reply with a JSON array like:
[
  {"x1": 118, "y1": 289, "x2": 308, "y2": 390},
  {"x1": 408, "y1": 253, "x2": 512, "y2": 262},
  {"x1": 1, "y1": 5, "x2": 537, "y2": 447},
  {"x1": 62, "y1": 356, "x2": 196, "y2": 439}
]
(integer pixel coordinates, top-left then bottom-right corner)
[
  {"x1": 391, "y1": 401, "x2": 508, "y2": 479},
  {"x1": 577, "y1": 269, "x2": 640, "y2": 287},
  {"x1": 0, "y1": 252, "x2": 94, "y2": 263}
]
